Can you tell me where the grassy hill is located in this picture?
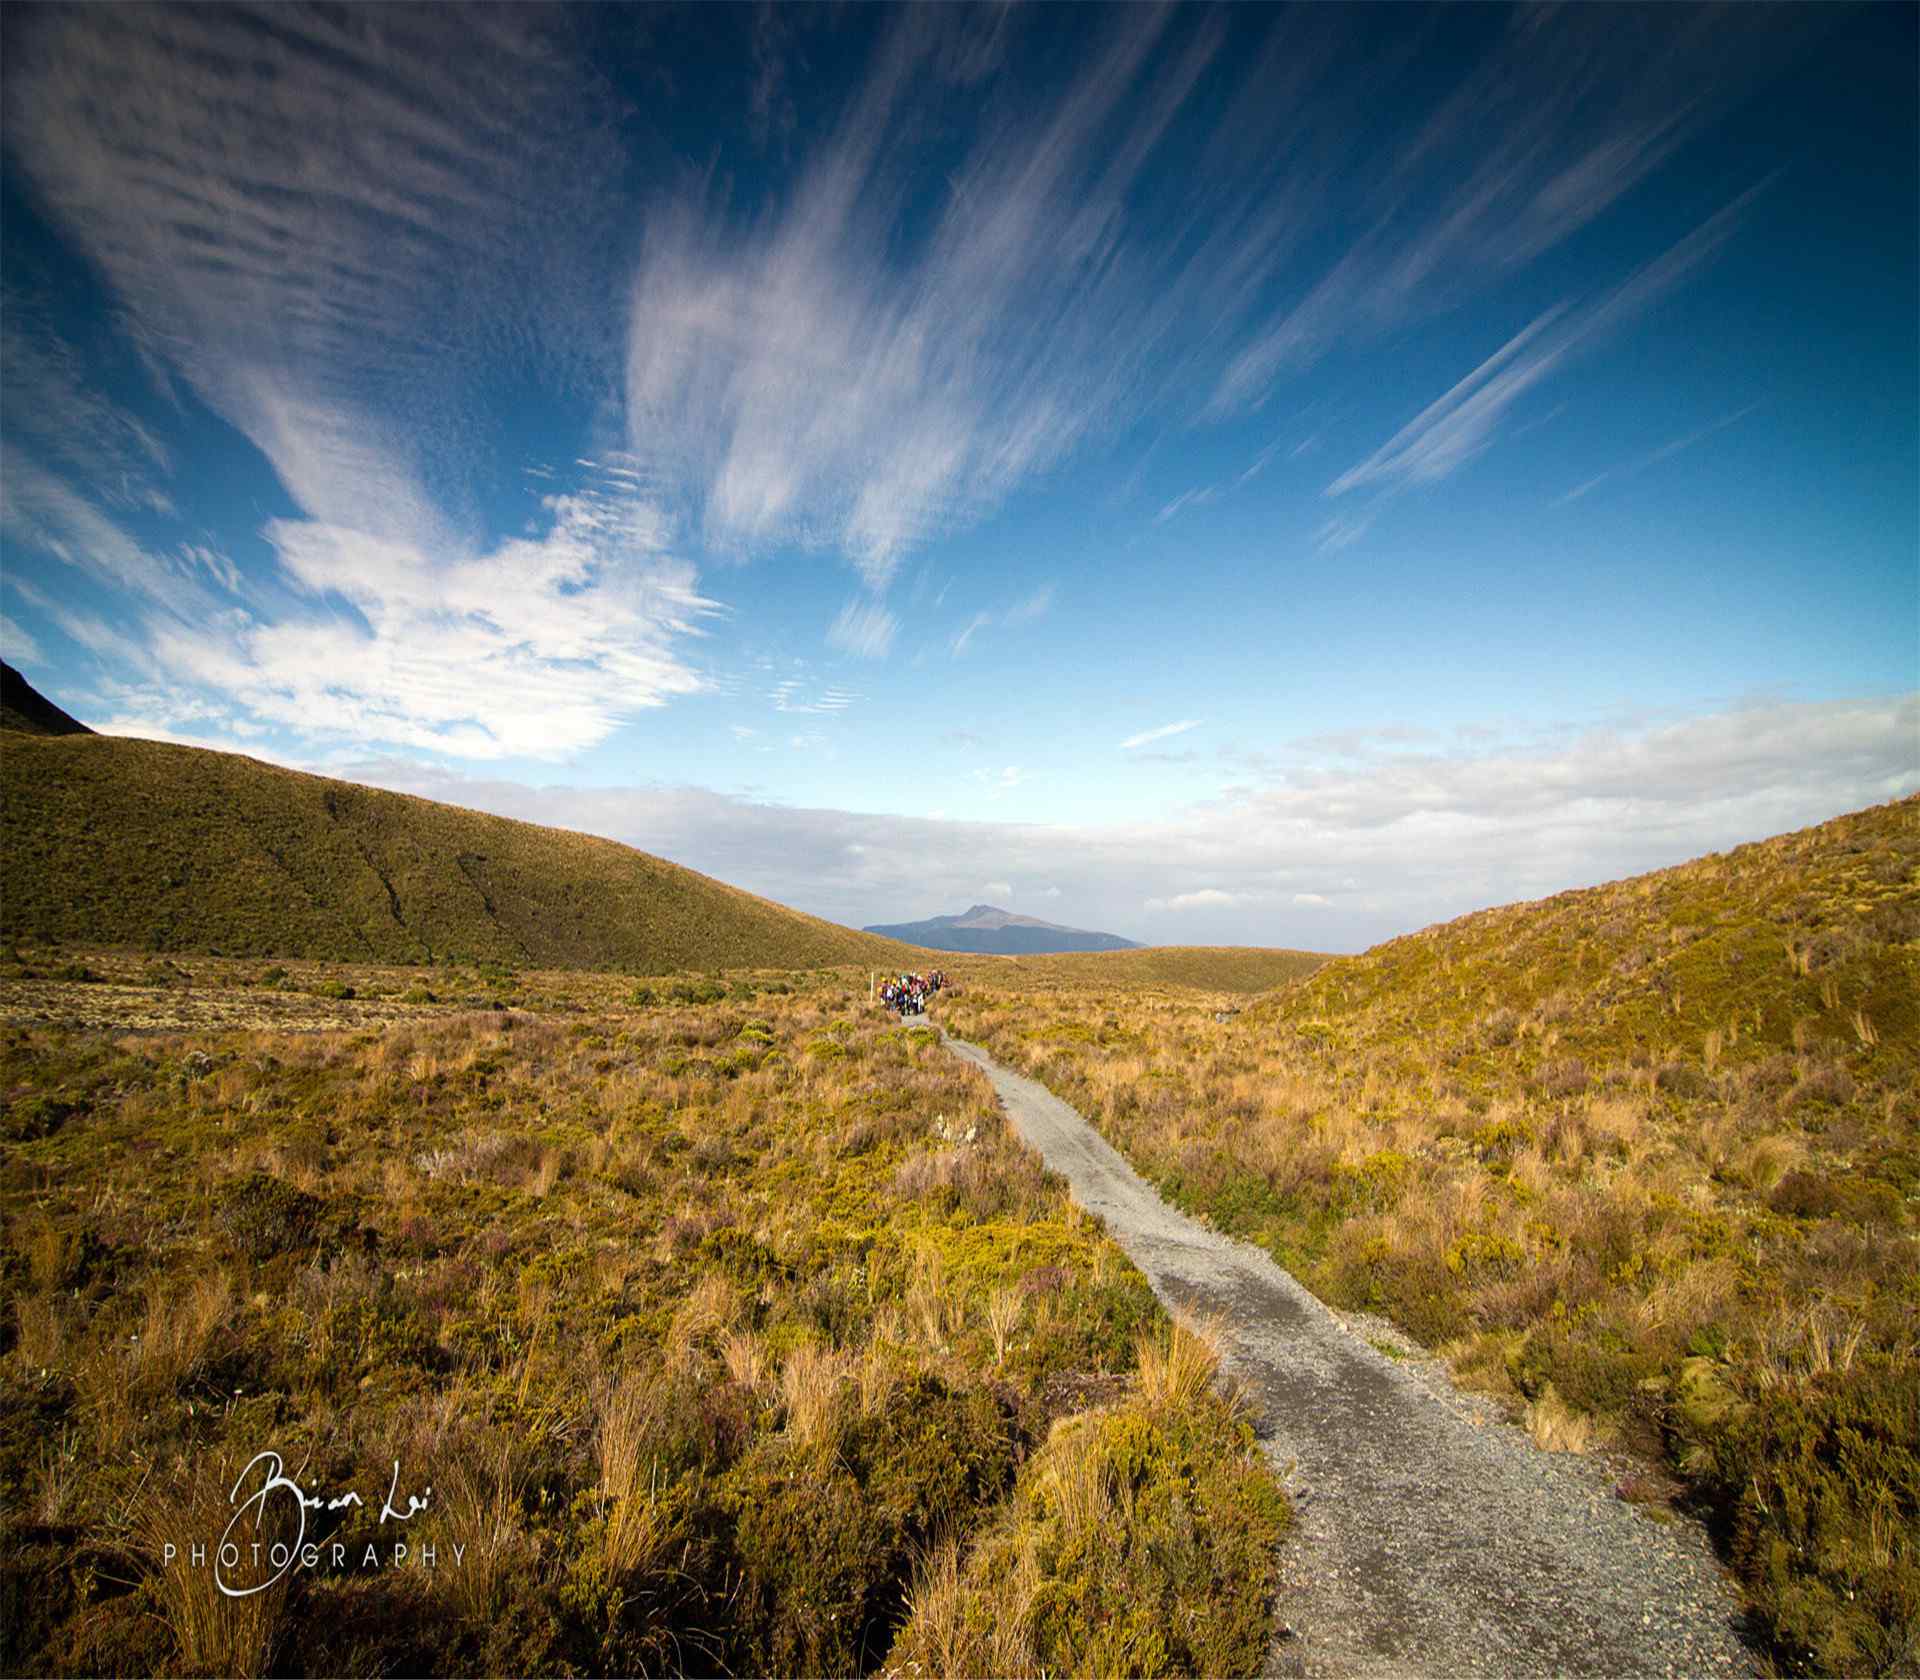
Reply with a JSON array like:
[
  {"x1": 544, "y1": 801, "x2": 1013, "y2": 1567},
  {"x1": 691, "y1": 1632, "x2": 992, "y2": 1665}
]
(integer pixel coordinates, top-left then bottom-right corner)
[
  {"x1": 946, "y1": 797, "x2": 1919, "y2": 1675},
  {"x1": 1, "y1": 729, "x2": 918, "y2": 974},
  {"x1": 946, "y1": 944, "x2": 1330, "y2": 993}
]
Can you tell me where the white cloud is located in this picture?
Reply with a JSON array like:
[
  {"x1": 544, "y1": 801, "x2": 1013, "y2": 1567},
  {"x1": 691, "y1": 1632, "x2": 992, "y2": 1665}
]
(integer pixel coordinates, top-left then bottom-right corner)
[
  {"x1": 982, "y1": 882, "x2": 1015, "y2": 900},
  {"x1": 1292, "y1": 892, "x2": 1329, "y2": 907},
  {"x1": 972, "y1": 766, "x2": 1024, "y2": 794},
  {"x1": 0, "y1": 614, "x2": 44, "y2": 665},
  {"x1": 1121, "y1": 719, "x2": 1203, "y2": 750},
  {"x1": 826, "y1": 598, "x2": 898, "y2": 659},
  {"x1": 336, "y1": 692, "x2": 1918, "y2": 953},
  {"x1": 148, "y1": 488, "x2": 718, "y2": 760},
  {"x1": 1147, "y1": 888, "x2": 1238, "y2": 912}
]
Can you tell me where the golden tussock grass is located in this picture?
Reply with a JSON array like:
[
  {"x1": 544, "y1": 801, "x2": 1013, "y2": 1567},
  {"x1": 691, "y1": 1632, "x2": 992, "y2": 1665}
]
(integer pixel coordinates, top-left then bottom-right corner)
[
  {"x1": 1135, "y1": 1318, "x2": 1221, "y2": 1413},
  {"x1": 128, "y1": 1460, "x2": 292, "y2": 1678}
]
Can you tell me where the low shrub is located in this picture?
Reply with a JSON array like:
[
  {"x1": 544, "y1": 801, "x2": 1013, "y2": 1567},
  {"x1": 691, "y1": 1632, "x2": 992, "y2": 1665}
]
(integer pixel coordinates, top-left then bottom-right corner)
[
  {"x1": 1678, "y1": 1354, "x2": 1920, "y2": 1677},
  {"x1": 212, "y1": 1172, "x2": 324, "y2": 1261}
]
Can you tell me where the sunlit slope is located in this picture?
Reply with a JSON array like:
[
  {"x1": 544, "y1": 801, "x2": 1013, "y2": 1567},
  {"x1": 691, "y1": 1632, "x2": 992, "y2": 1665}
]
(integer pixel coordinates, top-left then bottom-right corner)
[
  {"x1": 1260, "y1": 795, "x2": 1918, "y2": 1069},
  {"x1": 0, "y1": 732, "x2": 920, "y2": 972},
  {"x1": 948, "y1": 944, "x2": 1330, "y2": 993}
]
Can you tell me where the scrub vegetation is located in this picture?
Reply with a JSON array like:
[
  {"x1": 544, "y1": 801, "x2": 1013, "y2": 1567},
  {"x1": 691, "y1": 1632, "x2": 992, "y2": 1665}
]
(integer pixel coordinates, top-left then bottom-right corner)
[
  {"x1": 946, "y1": 796, "x2": 1919, "y2": 1678},
  {"x1": 940, "y1": 947, "x2": 1329, "y2": 996},
  {"x1": 0, "y1": 968, "x2": 1285, "y2": 1677}
]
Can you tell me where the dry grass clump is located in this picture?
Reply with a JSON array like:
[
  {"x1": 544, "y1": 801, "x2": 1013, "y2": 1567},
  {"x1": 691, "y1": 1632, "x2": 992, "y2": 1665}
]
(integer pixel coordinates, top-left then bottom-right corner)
[
  {"x1": 779, "y1": 1342, "x2": 856, "y2": 1448},
  {"x1": 890, "y1": 1533, "x2": 1043, "y2": 1679},
  {"x1": 128, "y1": 1460, "x2": 293, "y2": 1677},
  {"x1": 436, "y1": 1433, "x2": 534, "y2": 1624},
  {"x1": 888, "y1": 1336, "x2": 1288, "y2": 1678},
  {"x1": 1135, "y1": 1318, "x2": 1221, "y2": 1413},
  {"x1": 597, "y1": 1370, "x2": 674, "y2": 1581},
  {"x1": 1524, "y1": 1385, "x2": 1596, "y2": 1453}
]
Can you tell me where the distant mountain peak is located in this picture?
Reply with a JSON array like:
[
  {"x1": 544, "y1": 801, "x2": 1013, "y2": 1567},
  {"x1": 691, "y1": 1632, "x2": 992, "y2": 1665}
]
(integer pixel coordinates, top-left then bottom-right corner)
[{"x1": 863, "y1": 904, "x2": 1139, "y2": 954}]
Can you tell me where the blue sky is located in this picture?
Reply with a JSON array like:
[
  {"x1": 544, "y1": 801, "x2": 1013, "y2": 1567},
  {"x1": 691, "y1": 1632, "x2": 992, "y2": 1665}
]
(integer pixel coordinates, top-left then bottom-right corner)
[{"x1": 2, "y1": 2, "x2": 1914, "y2": 951}]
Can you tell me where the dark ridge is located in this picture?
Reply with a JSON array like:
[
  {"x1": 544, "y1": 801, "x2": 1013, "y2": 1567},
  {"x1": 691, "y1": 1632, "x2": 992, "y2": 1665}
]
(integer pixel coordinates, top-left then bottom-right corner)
[{"x1": 1, "y1": 662, "x2": 93, "y2": 736}]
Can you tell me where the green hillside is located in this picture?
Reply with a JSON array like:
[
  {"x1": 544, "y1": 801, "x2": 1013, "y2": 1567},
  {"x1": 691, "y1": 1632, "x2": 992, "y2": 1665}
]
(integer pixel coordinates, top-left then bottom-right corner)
[
  {"x1": 1267, "y1": 795, "x2": 1919, "y2": 1071},
  {"x1": 947, "y1": 944, "x2": 1330, "y2": 993},
  {"x1": 0, "y1": 730, "x2": 917, "y2": 973}
]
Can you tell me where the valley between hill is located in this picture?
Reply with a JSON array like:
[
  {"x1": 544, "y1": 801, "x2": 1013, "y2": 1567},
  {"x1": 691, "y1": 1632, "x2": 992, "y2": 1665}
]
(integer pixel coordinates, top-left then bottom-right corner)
[{"x1": 2, "y1": 669, "x2": 1912, "y2": 1676}]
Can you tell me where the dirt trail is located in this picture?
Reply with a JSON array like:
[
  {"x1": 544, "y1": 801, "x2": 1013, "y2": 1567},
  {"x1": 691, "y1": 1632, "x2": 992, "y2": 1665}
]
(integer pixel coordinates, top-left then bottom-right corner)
[{"x1": 942, "y1": 1029, "x2": 1756, "y2": 1679}]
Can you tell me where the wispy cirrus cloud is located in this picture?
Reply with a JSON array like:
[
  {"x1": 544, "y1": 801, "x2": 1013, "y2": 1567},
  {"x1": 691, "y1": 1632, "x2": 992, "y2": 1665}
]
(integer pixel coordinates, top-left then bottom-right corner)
[
  {"x1": 1328, "y1": 188, "x2": 1765, "y2": 503},
  {"x1": 4, "y1": 4, "x2": 625, "y2": 547},
  {"x1": 768, "y1": 676, "x2": 859, "y2": 715},
  {"x1": 0, "y1": 454, "x2": 210, "y2": 625},
  {"x1": 1, "y1": 0, "x2": 1826, "y2": 759},
  {"x1": 1121, "y1": 718, "x2": 1203, "y2": 750},
  {"x1": 624, "y1": 5, "x2": 1225, "y2": 588},
  {"x1": 1551, "y1": 400, "x2": 1764, "y2": 508},
  {"x1": 617, "y1": 2, "x2": 1805, "y2": 586},
  {"x1": 947, "y1": 584, "x2": 1055, "y2": 658},
  {"x1": 826, "y1": 598, "x2": 898, "y2": 659},
  {"x1": 1206, "y1": 10, "x2": 1811, "y2": 416},
  {"x1": 1003, "y1": 586, "x2": 1056, "y2": 627},
  {"x1": 0, "y1": 296, "x2": 174, "y2": 515},
  {"x1": 1155, "y1": 485, "x2": 1219, "y2": 524},
  {"x1": 0, "y1": 613, "x2": 44, "y2": 665}
]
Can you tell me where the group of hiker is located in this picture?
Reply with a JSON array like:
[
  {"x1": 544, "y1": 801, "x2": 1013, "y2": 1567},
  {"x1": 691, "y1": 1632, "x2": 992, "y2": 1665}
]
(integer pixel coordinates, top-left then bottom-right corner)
[{"x1": 880, "y1": 969, "x2": 946, "y2": 1016}]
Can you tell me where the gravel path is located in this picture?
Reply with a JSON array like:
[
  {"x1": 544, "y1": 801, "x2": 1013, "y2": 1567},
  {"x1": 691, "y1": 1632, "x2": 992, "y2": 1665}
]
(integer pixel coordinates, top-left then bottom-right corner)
[{"x1": 942, "y1": 1029, "x2": 1758, "y2": 1679}]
